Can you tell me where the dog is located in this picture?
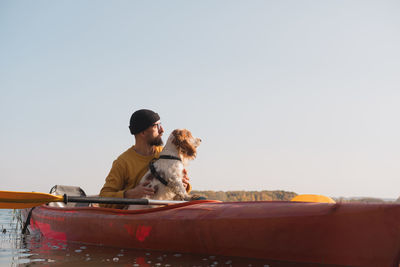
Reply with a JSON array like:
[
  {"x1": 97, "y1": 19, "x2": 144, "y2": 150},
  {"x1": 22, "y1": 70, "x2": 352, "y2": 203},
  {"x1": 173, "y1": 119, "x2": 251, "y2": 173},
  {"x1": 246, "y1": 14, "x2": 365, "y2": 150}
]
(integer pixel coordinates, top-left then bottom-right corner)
[{"x1": 128, "y1": 129, "x2": 201, "y2": 209}]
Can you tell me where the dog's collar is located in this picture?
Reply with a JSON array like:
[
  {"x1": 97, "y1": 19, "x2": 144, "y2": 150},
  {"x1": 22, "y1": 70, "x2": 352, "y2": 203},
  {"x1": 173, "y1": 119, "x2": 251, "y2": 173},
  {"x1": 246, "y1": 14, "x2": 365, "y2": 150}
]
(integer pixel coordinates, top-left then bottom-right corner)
[
  {"x1": 149, "y1": 155, "x2": 182, "y2": 186},
  {"x1": 158, "y1": 155, "x2": 182, "y2": 161}
]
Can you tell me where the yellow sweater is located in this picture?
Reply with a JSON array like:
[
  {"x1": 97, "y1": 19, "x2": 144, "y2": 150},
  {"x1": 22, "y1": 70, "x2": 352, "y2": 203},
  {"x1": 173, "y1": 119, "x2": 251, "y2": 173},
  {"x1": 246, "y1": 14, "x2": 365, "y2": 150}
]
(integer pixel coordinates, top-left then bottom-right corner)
[{"x1": 99, "y1": 146, "x2": 191, "y2": 209}]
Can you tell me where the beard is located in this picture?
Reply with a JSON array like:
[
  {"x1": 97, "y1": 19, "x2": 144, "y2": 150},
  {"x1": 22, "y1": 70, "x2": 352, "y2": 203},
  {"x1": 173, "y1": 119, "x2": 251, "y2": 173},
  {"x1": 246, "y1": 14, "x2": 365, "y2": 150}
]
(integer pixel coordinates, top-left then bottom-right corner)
[{"x1": 149, "y1": 135, "x2": 164, "y2": 146}]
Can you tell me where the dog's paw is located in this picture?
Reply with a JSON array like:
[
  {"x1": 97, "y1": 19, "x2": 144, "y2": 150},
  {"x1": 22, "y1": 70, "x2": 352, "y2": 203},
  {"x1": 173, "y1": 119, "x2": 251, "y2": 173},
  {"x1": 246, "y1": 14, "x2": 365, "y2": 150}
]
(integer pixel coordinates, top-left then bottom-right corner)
[
  {"x1": 186, "y1": 194, "x2": 207, "y2": 201},
  {"x1": 173, "y1": 194, "x2": 186, "y2": 201}
]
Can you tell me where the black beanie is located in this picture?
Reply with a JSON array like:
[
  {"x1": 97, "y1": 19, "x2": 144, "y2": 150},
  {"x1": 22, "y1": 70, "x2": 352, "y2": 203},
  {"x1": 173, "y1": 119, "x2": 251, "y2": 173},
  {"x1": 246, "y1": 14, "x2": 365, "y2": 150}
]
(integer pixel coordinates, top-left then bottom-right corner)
[{"x1": 129, "y1": 109, "x2": 160, "y2": 135}]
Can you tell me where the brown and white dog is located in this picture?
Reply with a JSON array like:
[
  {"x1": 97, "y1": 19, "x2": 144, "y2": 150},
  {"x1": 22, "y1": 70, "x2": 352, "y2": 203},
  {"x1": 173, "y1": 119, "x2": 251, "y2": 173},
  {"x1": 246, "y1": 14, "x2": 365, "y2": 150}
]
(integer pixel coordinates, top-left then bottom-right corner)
[{"x1": 128, "y1": 129, "x2": 201, "y2": 209}]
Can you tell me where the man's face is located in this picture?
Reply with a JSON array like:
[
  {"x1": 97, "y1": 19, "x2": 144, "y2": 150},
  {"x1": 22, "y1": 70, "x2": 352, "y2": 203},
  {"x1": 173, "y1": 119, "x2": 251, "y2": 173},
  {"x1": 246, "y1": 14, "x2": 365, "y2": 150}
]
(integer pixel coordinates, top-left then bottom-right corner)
[{"x1": 144, "y1": 120, "x2": 164, "y2": 146}]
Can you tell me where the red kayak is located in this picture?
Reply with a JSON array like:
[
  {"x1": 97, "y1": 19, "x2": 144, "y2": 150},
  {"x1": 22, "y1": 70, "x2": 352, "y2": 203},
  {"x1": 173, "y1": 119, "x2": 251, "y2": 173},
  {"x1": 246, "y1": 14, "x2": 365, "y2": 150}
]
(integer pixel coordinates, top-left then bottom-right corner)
[{"x1": 22, "y1": 200, "x2": 400, "y2": 267}]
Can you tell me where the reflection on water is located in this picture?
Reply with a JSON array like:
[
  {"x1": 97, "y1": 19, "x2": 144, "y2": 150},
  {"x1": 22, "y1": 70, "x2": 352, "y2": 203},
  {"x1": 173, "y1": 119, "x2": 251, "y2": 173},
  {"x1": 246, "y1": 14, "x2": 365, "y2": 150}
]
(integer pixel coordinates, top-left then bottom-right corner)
[
  {"x1": 0, "y1": 209, "x2": 24, "y2": 266},
  {"x1": 1, "y1": 209, "x2": 345, "y2": 267}
]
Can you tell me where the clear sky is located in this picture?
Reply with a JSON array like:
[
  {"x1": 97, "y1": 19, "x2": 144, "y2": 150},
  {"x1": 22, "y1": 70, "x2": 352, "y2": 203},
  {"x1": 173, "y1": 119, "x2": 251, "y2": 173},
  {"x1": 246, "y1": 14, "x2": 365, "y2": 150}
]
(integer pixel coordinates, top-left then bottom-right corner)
[{"x1": 1, "y1": 1, "x2": 400, "y2": 199}]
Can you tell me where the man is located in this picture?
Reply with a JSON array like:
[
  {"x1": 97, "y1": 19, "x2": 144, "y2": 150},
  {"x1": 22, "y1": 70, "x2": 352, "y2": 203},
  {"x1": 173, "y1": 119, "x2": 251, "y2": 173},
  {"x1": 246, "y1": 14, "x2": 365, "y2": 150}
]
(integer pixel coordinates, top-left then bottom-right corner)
[{"x1": 99, "y1": 109, "x2": 191, "y2": 208}]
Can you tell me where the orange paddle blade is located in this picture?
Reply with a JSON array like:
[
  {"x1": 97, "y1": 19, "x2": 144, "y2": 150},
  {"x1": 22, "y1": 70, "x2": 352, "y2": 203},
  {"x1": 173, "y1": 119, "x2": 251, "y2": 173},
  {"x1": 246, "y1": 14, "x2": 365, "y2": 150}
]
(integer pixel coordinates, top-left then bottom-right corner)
[
  {"x1": 291, "y1": 194, "x2": 336, "y2": 203},
  {"x1": 0, "y1": 190, "x2": 64, "y2": 209}
]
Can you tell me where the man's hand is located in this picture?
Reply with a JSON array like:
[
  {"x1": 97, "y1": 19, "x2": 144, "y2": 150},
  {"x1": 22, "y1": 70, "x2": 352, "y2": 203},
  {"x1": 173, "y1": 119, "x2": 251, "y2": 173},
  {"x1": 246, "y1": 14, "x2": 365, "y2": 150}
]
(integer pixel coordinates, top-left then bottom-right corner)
[
  {"x1": 124, "y1": 181, "x2": 155, "y2": 199},
  {"x1": 182, "y1": 169, "x2": 190, "y2": 189}
]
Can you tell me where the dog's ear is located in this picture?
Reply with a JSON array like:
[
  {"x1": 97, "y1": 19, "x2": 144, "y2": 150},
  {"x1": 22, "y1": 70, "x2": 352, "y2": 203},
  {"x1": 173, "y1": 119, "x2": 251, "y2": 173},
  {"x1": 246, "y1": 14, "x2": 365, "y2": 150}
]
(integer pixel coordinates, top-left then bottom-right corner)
[{"x1": 172, "y1": 129, "x2": 196, "y2": 159}]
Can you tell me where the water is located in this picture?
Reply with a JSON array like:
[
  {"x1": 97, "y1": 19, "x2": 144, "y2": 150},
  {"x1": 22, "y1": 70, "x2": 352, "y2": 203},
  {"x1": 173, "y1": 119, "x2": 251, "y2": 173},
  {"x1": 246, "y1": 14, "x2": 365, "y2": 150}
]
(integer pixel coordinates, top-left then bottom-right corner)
[{"x1": 0, "y1": 209, "x2": 345, "y2": 267}]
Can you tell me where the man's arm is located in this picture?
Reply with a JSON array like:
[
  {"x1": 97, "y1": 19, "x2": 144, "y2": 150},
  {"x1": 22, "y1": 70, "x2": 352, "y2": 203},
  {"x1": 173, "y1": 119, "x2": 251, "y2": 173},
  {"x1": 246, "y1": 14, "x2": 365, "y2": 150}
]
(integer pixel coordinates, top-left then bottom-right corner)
[
  {"x1": 99, "y1": 160, "x2": 128, "y2": 208},
  {"x1": 100, "y1": 159, "x2": 158, "y2": 208}
]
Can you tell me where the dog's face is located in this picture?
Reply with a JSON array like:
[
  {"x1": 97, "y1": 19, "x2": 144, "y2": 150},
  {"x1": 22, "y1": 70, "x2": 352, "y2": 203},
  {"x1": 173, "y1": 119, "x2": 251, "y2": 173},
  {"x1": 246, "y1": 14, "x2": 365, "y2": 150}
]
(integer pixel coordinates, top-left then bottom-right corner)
[{"x1": 170, "y1": 129, "x2": 201, "y2": 160}]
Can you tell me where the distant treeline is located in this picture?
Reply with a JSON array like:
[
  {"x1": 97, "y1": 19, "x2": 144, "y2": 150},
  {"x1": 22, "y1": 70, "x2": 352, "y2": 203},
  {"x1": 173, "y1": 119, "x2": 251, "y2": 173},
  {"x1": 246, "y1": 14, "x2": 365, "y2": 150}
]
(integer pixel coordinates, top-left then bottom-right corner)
[
  {"x1": 335, "y1": 197, "x2": 393, "y2": 203},
  {"x1": 191, "y1": 190, "x2": 297, "y2": 202},
  {"x1": 191, "y1": 190, "x2": 396, "y2": 203}
]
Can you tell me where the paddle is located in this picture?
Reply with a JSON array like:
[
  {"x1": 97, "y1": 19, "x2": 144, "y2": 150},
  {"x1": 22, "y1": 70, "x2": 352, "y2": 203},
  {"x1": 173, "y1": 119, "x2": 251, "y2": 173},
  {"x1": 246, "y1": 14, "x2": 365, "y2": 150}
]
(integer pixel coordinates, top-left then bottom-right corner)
[
  {"x1": 0, "y1": 190, "x2": 186, "y2": 209},
  {"x1": 0, "y1": 190, "x2": 336, "y2": 209},
  {"x1": 291, "y1": 194, "x2": 336, "y2": 203}
]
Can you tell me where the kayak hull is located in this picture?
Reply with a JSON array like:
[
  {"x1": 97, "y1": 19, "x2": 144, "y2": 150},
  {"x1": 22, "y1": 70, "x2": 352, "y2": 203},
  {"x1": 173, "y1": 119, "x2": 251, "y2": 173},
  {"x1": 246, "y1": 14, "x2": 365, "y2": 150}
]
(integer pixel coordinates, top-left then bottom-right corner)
[{"x1": 23, "y1": 200, "x2": 400, "y2": 267}]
